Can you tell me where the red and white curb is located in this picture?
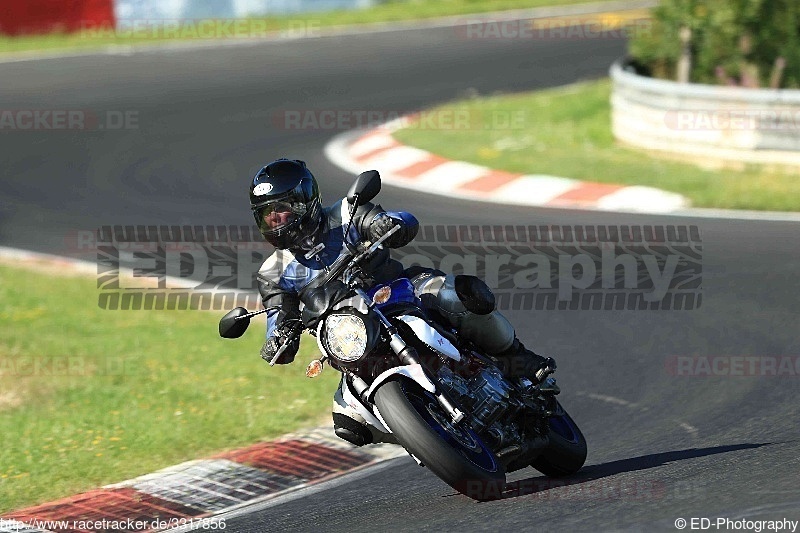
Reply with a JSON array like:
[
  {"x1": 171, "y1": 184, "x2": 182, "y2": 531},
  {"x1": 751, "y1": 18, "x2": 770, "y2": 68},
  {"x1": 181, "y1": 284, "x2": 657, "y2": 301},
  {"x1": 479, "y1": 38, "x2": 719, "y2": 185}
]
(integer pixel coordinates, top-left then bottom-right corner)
[
  {"x1": 325, "y1": 121, "x2": 689, "y2": 214},
  {"x1": 1, "y1": 426, "x2": 405, "y2": 533}
]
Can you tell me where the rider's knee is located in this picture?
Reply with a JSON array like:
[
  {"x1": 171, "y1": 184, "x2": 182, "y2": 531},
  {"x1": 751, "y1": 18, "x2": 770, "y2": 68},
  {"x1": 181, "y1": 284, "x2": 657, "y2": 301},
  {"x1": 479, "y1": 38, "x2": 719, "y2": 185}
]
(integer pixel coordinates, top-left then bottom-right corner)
[
  {"x1": 419, "y1": 274, "x2": 496, "y2": 318},
  {"x1": 453, "y1": 275, "x2": 495, "y2": 315}
]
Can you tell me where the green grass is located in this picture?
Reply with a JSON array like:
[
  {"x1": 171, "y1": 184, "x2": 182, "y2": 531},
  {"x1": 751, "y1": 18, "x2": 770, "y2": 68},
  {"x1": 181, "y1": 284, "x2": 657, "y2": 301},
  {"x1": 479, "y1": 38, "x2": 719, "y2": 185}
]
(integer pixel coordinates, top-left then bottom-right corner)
[
  {"x1": 0, "y1": 0, "x2": 594, "y2": 55},
  {"x1": 393, "y1": 79, "x2": 800, "y2": 212},
  {"x1": 0, "y1": 264, "x2": 339, "y2": 513}
]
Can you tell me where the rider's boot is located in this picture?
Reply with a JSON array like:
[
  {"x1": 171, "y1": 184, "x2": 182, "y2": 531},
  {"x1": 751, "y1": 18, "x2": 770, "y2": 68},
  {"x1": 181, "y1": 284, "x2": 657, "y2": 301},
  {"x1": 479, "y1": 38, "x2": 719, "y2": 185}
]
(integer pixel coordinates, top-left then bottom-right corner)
[
  {"x1": 495, "y1": 338, "x2": 557, "y2": 389},
  {"x1": 331, "y1": 377, "x2": 398, "y2": 447},
  {"x1": 332, "y1": 378, "x2": 373, "y2": 447}
]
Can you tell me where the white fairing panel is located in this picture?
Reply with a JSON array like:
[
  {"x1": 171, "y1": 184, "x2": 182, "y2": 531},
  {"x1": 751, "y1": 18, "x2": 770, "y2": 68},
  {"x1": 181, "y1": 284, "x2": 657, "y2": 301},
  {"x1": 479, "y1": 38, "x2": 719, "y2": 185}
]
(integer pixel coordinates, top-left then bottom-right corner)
[
  {"x1": 339, "y1": 377, "x2": 390, "y2": 433},
  {"x1": 397, "y1": 315, "x2": 461, "y2": 362},
  {"x1": 365, "y1": 363, "x2": 437, "y2": 403}
]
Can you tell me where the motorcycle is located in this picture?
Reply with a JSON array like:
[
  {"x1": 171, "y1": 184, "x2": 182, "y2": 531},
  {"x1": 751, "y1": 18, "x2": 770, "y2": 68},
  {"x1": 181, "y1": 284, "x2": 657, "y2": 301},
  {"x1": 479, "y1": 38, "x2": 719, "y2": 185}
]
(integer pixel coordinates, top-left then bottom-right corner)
[{"x1": 219, "y1": 170, "x2": 587, "y2": 500}]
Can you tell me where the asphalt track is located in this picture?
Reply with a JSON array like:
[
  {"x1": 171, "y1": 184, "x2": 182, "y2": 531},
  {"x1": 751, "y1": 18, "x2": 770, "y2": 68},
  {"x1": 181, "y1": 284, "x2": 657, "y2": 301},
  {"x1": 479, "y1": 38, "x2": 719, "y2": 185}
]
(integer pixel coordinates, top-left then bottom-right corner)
[{"x1": 2, "y1": 17, "x2": 799, "y2": 533}]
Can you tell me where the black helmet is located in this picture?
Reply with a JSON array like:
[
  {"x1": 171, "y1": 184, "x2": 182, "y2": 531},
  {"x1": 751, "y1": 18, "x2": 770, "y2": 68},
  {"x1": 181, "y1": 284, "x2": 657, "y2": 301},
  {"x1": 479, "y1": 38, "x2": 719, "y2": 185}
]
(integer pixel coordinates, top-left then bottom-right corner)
[{"x1": 250, "y1": 159, "x2": 323, "y2": 250}]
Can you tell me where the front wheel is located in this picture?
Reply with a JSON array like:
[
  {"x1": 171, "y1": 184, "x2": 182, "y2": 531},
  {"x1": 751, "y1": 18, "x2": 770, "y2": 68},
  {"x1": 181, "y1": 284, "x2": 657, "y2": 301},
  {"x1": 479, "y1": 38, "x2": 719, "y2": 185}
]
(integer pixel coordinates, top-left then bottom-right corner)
[
  {"x1": 531, "y1": 401, "x2": 587, "y2": 477},
  {"x1": 374, "y1": 379, "x2": 505, "y2": 500}
]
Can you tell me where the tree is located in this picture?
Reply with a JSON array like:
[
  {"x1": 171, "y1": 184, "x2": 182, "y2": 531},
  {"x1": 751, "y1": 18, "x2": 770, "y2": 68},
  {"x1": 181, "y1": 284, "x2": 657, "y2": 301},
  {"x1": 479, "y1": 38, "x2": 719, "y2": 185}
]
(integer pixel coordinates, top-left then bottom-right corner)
[{"x1": 628, "y1": 0, "x2": 800, "y2": 88}]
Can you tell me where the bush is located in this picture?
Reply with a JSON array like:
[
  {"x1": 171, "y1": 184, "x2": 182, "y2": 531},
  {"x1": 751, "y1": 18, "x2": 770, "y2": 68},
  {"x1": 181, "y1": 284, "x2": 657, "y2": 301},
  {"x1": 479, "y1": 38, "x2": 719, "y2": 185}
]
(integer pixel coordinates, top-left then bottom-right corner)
[{"x1": 629, "y1": 0, "x2": 800, "y2": 88}]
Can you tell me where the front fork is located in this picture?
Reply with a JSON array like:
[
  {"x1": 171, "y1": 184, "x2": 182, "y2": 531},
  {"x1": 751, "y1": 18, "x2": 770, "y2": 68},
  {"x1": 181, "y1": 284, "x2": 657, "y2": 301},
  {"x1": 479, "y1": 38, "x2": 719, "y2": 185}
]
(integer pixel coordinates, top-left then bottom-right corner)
[{"x1": 350, "y1": 287, "x2": 466, "y2": 425}]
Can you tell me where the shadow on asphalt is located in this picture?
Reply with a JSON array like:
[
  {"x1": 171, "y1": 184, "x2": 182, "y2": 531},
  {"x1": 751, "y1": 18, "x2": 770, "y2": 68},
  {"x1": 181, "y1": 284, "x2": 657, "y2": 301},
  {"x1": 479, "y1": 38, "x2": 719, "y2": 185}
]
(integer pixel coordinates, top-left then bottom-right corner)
[{"x1": 497, "y1": 442, "x2": 773, "y2": 500}]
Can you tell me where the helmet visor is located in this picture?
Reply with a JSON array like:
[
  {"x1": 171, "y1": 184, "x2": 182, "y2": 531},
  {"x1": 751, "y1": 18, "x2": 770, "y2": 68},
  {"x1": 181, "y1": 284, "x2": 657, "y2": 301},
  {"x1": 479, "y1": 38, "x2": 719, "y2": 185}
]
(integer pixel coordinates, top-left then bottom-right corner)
[{"x1": 257, "y1": 200, "x2": 308, "y2": 233}]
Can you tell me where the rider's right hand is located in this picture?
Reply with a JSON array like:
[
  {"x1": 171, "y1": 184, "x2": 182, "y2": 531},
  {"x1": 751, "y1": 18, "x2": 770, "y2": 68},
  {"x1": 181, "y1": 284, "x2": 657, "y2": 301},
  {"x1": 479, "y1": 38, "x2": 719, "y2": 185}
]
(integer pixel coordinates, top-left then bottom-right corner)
[{"x1": 260, "y1": 327, "x2": 300, "y2": 365}]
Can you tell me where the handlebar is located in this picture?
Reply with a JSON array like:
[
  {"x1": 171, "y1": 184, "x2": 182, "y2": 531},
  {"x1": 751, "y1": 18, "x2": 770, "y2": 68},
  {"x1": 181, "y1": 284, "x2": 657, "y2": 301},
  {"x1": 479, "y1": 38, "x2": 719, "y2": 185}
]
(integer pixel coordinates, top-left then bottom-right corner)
[
  {"x1": 298, "y1": 224, "x2": 401, "y2": 300},
  {"x1": 269, "y1": 225, "x2": 401, "y2": 366}
]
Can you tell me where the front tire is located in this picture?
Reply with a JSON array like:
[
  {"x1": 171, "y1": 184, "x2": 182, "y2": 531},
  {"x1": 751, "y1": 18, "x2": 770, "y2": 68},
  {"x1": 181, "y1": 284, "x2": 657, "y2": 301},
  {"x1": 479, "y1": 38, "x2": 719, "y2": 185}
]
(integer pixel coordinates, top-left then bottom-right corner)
[
  {"x1": 374, "y1": 379, "x2": 505, "y2": 500},
  {"x1": 531, "y1": 402, "x2": 587, "y2": 477}
]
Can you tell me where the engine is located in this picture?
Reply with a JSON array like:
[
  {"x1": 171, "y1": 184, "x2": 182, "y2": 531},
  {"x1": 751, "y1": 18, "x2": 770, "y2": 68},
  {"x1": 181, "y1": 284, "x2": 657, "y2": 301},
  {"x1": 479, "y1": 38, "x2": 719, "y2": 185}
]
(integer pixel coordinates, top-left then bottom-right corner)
[{"x1": 437, "y1": 364, "x2": 523, "y2": 444}]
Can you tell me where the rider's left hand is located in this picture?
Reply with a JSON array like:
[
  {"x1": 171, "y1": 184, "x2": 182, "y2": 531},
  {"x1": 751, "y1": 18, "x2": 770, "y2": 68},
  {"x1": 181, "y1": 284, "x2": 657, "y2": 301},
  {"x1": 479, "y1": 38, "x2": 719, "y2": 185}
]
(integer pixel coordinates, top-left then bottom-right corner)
[{"x1": 369, "y1": 213, "x2": 407, "y2": 248}]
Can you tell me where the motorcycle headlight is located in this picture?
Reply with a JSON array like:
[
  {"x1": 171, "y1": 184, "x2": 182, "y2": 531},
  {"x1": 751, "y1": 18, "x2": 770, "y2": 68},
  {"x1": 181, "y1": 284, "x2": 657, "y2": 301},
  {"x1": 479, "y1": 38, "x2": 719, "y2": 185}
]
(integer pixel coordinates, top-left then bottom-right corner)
[{"x1": 324, "y1": 312, "x2": 369, "y2": 363}]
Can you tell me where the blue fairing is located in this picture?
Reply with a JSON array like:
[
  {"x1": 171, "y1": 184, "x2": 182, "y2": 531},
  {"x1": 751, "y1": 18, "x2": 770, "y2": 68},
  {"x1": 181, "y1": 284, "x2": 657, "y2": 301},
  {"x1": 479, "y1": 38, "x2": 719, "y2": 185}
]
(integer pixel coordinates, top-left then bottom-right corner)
[
  {"x1": 367, "y1": 278, "x2": 421, "y2": 310},
  {"x1": 264, "y1": 199, "x2": 416, "y2": 338}
]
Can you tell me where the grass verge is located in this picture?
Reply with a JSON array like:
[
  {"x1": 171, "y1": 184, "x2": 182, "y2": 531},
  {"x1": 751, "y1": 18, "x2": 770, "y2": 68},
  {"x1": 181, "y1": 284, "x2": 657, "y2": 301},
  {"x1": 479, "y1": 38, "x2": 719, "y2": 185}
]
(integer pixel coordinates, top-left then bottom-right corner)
[
  {"x1": 392, "y1": 79, "x2": 800, "y2": 212},
  {"x1": 0, "y1": 0, "x2": 598, "y2": 55},
  {"x1": 0, "y1": 263, "x2": 339, "y2": 513}
]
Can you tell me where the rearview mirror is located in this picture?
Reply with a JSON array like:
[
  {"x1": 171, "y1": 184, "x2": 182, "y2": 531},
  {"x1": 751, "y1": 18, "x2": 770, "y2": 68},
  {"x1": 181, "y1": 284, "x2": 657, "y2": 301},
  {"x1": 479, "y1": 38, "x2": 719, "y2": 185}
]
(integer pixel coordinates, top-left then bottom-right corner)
[
  {"x1": 219, "y1": 307, "x2": 251, "y2": 338},
  {"x1": 347, "y1": 170, "x2": 381, "y2": 206}
]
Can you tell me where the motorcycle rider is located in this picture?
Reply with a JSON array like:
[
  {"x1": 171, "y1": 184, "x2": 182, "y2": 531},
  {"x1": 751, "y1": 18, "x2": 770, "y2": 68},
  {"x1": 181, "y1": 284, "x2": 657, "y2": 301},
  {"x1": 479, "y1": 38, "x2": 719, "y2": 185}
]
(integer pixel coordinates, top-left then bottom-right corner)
[{"x1": 251, "y1": 158, "x2": 555, "y2": 444}]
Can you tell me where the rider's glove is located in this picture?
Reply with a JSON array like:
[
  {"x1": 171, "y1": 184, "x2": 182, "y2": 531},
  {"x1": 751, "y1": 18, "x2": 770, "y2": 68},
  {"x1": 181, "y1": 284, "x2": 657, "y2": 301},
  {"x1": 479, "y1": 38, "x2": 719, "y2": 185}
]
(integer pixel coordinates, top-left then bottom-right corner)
[
  {"x1": 368, "y1": 213, "x2": 415, "y2": 248},
  {"x1": 260, "y1": 324, "x2": 300, "y2": 365}
]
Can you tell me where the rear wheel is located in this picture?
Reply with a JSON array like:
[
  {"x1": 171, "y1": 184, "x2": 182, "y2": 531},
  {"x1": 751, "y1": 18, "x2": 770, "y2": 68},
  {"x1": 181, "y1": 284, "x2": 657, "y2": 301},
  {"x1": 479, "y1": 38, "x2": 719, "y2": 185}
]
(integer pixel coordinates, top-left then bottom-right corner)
[
  {"x1": 374, "y1": 379, "x2": 505, "y2": 500},
  {"x1": 531, "y1": 401, "x2": 587, "y2": 477}
]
